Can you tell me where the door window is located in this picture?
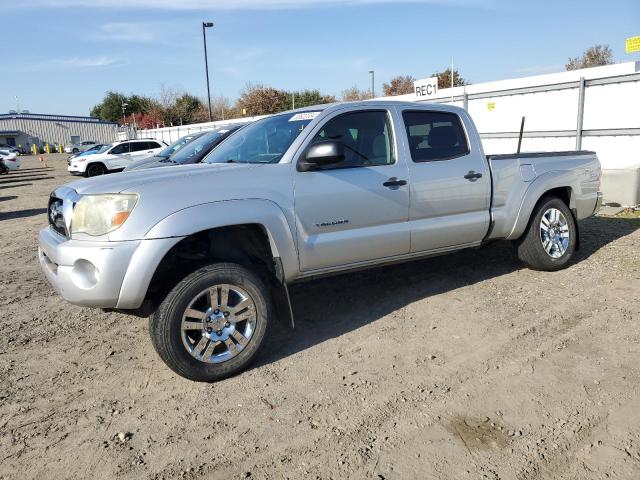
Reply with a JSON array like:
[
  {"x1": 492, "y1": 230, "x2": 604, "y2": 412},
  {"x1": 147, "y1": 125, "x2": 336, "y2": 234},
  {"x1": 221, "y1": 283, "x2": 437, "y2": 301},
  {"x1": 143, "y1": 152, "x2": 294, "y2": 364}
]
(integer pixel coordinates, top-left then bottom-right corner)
[
  {"x1": 402, "y1": 111, "x2": 469, "y2": 162},
  {"x1": 310, "y1": 110, "x2": 395, "y2": 168},
  {"x1": 110, "y1": 143, "x2": 130, "y2": 154}
]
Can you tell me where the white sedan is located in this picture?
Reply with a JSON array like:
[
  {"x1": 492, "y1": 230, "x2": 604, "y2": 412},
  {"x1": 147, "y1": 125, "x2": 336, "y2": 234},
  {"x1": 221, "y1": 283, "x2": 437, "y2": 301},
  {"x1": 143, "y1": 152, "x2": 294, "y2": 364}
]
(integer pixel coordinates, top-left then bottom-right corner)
[{"x1": 0, "y1": 149, "x2": 21, "y2": 171}]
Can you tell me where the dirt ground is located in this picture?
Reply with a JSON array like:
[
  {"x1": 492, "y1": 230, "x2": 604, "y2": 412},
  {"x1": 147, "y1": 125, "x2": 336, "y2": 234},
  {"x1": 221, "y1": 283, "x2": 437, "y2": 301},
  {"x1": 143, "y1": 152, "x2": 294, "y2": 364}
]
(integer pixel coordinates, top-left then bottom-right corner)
[{"x1": 1, "y1": 154, "x2": 639, "y2": 480}]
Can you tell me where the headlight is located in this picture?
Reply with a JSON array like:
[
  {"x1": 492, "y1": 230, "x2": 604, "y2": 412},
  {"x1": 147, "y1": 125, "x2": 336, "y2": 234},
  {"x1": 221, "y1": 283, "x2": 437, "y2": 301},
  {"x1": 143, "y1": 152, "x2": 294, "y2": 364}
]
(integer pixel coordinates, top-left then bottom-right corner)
[{"x1": 70, "y1": 194, "x2": 138, "y2": 236}]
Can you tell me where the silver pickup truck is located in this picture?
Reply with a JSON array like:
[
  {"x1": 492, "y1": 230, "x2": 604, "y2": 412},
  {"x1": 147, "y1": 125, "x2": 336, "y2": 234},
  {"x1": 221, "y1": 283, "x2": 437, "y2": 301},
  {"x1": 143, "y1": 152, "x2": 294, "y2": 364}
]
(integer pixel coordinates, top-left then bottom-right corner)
[{"x1": 39, "y1": 101, "x2": 603, "y2": 381}]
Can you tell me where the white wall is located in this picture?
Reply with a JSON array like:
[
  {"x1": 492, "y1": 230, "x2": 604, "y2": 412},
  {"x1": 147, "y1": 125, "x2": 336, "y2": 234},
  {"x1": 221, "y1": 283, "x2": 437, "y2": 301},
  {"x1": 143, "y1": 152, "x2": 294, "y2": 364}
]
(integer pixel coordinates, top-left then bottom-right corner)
[
  {"x1": 390, "y1": 61, "x2": 640, "y2": 171},
  {"x1": 135, "y1": 63, "x2": 640, "y2": 173}
]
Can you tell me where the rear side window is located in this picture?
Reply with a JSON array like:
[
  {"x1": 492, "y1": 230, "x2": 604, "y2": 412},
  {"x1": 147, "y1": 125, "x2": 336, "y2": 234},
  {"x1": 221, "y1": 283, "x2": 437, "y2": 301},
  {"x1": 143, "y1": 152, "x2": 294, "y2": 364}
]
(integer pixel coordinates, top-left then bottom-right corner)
[
  {"x1": 130, "y1": 142, "x2": 150, "y2": 152},
  {"x1": 402, "y1": 111, "x2": 469, "y2": 162}
]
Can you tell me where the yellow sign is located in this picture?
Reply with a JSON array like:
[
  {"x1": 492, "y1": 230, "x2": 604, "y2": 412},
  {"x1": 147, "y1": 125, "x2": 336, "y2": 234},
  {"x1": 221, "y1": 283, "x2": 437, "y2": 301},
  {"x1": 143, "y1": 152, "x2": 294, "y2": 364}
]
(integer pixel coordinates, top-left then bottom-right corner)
[
  {"x1": 487, "y1": 102, "x2": 496, "y2": 111},
  {"x1": 626, "y1": 36, "x2": 640, "y2": 53}
]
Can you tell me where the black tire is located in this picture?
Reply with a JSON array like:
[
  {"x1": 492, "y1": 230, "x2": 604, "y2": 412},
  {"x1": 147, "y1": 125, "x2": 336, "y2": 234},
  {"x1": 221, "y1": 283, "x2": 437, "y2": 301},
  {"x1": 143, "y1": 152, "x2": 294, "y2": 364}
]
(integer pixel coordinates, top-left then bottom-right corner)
[
  {"x1": 85, "y1": 163, "x2": 107, "y2": 177},
  {"x1": 516, "y1": 196, "x2": 577, "y2": 271},
  {"x1": 149, "y1": 263, "x2": 271, "y2": 382},
  {"x1": 72, "y1": 148, "x2": 79, "y2": 154}
]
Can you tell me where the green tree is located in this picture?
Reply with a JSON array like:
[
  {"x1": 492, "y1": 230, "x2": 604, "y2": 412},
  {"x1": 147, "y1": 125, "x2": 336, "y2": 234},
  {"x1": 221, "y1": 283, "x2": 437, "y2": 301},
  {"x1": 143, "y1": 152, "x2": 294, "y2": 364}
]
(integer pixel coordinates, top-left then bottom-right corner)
[
  {"x1": 566, "y1": 45, "x2": 614, "y2": 70},
  {"x1": 383, "y1": 75, "x2": 416, "y2": 96},
  {"x1": 167, "y1": 93, "x2": 204, "y2": 125},
  {"x1": 289, "y1": 89, "x2": 337, "y2": 109},
  {"x1": 90, "y1": 91, "x2": 128, "y2": 122},
  {"x1": 431, "y1": 68, "x2": 468, "y2": 89}
]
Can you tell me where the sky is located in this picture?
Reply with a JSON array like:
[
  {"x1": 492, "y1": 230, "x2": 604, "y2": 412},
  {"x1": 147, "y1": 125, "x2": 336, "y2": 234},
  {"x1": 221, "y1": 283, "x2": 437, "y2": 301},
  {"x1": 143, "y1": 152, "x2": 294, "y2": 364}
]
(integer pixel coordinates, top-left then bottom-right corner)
[{"x1": 1, "y1": 0, "x2": 638, "y2": 116}]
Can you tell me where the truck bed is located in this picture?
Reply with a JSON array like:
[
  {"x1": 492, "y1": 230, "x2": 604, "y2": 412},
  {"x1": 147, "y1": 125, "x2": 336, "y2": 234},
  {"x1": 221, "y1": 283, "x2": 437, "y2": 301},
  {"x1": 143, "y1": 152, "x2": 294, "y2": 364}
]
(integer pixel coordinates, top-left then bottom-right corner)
[{"x1": 486, "y1": 150, "x2": 601, "y2": 241}]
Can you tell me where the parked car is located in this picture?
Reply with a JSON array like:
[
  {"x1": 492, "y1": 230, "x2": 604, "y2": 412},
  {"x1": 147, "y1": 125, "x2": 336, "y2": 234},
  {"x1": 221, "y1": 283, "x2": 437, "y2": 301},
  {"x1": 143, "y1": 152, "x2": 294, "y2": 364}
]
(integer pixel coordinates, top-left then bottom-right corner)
[
  {"x1": 67, "y1": 143, "x2": 108, "y2": 162},
  {"x1": 64, "y1": 140, "x2": 98, "y2": 154},
  {"x1": 67, "y1": 139, "x2": 167, "y2": 177},
  {"x1": 39, "y1": 101, "x2": 603, "y2": 382},
  {"x1": 0, "y1": 145, "x2": 21, "y2": 155},
  {"x1": 122, "y1": 132, "x2": 206, "y2": 171},
  {"x1": 124, "y1": 125, "x2": 246, "y2": 172},
  {"x1": 0, "y1": 149, "x2": 21, "y2": 171}
]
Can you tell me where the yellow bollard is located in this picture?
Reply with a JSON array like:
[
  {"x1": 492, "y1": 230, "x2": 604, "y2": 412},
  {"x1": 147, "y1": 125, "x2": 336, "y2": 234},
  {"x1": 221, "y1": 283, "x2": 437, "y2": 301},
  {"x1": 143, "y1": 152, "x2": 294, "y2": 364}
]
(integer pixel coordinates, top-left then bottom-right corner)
[
  {"x1": 58, "y1": 144, "x2": 63, "y2": 154},
  {"x1": 32, "y1": 144, "x2": 38, "y2": 155},
  {"x1": 45, "y1": 144, "x2": 51, "y2": 154}
]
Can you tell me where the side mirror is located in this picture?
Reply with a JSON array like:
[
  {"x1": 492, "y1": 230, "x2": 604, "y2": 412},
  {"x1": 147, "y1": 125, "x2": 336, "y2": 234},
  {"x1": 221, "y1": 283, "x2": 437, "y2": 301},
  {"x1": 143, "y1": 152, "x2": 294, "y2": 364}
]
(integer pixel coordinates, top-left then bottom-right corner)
[{"x1": 299, "y1": 141, "x2": 345, "y2": 171}]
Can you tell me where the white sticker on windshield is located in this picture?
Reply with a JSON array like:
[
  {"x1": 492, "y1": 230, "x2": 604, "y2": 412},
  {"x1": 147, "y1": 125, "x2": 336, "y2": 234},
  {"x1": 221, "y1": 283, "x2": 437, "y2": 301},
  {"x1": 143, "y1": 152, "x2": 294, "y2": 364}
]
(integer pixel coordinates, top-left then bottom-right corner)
[
  {"x1": 218, "y1": 129, "x2": 229, "y2": 133},
  {"x1": 289, "y1": 111, "x2": 320, "y2": 122}
]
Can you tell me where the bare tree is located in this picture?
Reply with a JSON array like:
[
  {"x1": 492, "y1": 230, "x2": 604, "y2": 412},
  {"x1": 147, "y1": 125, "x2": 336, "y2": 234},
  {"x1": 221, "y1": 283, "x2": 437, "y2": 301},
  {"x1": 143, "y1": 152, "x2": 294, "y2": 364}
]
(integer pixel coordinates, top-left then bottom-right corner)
[
  {"x1": 341, "y1": 86, "x2": 370, "y2": 101},
  {"x1": 566, "y1": 45, "x2": 614, "y2": 70},
  {"x1": 383, "y1": 75, "x2": 416, "y2": 96}
]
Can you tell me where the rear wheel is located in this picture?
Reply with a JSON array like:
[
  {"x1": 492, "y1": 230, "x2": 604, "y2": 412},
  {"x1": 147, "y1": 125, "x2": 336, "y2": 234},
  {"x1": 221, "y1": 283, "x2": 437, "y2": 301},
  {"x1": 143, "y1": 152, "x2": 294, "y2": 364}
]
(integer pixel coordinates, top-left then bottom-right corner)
[
  {"x1": 85, "y1": 163, "x2": 107, "y2": 177},
  {"x1": 149, "y1": 263, "x2": 271, "y2": 382},
  {"x1": 516, "y1": 196, "x2": 576, "y2": 271}
]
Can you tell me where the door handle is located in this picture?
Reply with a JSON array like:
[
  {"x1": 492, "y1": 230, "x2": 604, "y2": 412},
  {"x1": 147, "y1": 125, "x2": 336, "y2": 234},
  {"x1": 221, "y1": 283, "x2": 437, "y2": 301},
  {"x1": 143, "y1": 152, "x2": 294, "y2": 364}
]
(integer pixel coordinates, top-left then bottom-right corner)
[
  {"x1": 383, "y1": 177, "x2": 408, "y2": 188},
  {"x1": 464, "y1": 171, "x2": 483, "y2": 181}
]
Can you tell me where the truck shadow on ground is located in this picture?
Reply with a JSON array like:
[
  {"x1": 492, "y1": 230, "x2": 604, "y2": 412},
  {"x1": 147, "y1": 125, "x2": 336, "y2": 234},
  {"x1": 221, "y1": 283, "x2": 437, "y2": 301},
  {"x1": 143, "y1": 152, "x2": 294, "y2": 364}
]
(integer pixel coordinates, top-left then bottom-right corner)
[
  {"x1": 0, "y1": 208, "x2": 48, "y2": 221},
  {"x1": 0, "y1": 175, "x2": 54, "y2": 185},
  {"x1": 255, "y1": 216, "x2": 639, "y2": 369}
]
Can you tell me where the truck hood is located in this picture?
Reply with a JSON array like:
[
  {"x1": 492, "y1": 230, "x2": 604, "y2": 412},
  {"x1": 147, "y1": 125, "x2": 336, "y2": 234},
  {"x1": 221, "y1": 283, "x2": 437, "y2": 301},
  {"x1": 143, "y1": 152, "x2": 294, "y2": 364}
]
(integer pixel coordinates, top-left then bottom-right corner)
[{"x1": 66, "y1": 162, "x2": 259, "y2": 195}]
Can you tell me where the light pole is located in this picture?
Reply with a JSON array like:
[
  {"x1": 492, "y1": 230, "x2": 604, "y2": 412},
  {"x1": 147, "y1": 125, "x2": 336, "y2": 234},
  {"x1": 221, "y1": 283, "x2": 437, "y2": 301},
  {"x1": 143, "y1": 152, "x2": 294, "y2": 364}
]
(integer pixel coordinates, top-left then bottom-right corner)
[
  {"x1": 202, "y1": 21, "x2": 214, "y2": 122},
  {"x1": 121, "y1": 101, "x2": 129, "y2": 138},
  {"x1": 369, "y1": 70, "x2": 375, "y2": 99}
]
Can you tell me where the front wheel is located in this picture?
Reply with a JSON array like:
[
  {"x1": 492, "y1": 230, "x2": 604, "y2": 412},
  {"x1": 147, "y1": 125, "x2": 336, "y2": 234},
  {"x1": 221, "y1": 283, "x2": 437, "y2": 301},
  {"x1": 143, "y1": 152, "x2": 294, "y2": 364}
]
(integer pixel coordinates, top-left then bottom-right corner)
[
  {"x1": 85, "y1": 163, "x2": 107, "y2": 177},
  {"x1": 149, "y1": 263, "x2": 271, "y2": 382},
  {"x1": 516, "y1": 196, "x2": 577, "y2": 271}
]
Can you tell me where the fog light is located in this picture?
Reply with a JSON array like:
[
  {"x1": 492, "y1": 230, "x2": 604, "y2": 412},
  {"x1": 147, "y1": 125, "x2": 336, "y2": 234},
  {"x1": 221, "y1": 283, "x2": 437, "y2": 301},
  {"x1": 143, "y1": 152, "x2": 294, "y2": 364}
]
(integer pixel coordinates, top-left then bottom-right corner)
[{"x1": 71, "y1": 259, "x2": 98, "y2": 289}]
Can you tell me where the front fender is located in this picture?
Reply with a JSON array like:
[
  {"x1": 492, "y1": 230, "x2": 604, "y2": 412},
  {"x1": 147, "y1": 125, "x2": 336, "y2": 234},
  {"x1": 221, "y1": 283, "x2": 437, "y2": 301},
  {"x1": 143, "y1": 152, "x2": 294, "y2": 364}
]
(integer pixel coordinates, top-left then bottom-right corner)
[{"x1": 144, "y1": 199, "x2": 299, "y2": 282}]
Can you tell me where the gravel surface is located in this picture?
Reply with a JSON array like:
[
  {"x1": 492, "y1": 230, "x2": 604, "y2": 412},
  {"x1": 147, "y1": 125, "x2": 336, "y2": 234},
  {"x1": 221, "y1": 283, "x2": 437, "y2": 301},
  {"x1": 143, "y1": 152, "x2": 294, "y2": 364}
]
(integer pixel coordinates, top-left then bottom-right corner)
[{"x1": 1, "y1": 155, "x2": 639, "y2": 480}]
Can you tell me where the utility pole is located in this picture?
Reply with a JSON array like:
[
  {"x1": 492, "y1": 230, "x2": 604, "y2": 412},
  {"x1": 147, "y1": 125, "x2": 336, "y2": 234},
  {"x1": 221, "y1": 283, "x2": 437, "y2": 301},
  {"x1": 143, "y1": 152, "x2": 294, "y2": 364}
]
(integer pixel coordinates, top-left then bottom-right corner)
[
  {"x1": 369, "y1": 70, "x2": 375, "y2": 99},
  {"x1": 202, "y1": 21, "x2": 214, "y2": 122}
]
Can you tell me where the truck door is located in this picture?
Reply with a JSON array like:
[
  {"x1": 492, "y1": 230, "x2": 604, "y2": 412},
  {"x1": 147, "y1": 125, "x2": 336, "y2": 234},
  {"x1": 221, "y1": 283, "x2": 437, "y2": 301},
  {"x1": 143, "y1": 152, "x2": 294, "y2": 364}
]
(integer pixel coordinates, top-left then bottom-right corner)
[
  {"x1": 294, "y1": 108, "x2": 411, "y2": 271},
  {"x1": 400, "y1": 109, "x2": 490, "y2": 252}
]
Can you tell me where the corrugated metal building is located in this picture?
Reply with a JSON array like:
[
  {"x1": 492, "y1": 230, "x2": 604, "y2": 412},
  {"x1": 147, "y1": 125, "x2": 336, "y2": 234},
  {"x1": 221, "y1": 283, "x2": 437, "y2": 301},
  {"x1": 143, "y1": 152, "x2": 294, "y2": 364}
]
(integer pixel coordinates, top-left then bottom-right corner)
[{"x1": 0, "y1": 112, "x2": 118, "y2": 151}]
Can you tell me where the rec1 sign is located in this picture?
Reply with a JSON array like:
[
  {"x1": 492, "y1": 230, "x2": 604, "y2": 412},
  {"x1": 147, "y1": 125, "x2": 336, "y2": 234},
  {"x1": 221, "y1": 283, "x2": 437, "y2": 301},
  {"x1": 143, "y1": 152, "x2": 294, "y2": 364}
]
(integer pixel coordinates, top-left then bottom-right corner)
[{"x1": 414, "y1": 77, "x2": 438, "y2": 99}]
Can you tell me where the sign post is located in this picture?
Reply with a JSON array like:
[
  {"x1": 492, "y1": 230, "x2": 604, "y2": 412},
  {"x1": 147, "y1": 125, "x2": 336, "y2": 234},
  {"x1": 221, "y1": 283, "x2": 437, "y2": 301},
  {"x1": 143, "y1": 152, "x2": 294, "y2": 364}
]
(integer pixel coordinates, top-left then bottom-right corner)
[{"x1": 413, "y1": 77, "x2": 438, "y2": 100}]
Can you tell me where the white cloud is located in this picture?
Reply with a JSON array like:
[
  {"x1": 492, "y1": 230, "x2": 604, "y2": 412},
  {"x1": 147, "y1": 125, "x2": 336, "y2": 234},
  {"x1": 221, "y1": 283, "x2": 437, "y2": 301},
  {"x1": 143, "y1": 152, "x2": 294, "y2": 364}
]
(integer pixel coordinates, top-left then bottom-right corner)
[
  {"x1": 8, "y1": 56, "x2": 121, "y2": 72},
  {"x1": 93, "y1": 22, "x2": 158, "y2": 42},
  {"x1": 16, "y1": 0, "x2": 487, "y2": 10},
  {"x1": 48, "y1": 56, "x2": 120, "y2": 67}
]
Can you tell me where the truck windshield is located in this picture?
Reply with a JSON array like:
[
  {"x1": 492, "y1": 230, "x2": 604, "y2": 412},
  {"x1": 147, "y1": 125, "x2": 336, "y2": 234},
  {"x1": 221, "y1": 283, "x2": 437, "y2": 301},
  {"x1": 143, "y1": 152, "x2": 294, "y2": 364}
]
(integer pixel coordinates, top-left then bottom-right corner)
[{"x1": 204, "y1": 111, "x2": 320, "y2": 164}]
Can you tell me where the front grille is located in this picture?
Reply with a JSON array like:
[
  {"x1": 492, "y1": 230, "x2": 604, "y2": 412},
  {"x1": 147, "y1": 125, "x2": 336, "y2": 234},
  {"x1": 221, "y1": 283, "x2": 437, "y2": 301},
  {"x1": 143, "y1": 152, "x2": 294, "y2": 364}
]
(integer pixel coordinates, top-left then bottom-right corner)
[{"x1": 48, "y1": 197, "x2": 67, "y2": 237}]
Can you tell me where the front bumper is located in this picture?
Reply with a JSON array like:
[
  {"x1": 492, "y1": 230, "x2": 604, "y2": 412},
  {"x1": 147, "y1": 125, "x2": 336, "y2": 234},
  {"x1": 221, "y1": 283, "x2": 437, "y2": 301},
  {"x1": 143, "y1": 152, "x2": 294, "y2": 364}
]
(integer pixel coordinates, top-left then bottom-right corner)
[
  {"x1": 38, "y1": 227, "x2": 141, "y2": 308},
  {"x1": 38, "y1": 227, "x2": 184, "y2": 309},
  {"x1": 67, "y1": 163, "x2": 85, "y2": 174}
]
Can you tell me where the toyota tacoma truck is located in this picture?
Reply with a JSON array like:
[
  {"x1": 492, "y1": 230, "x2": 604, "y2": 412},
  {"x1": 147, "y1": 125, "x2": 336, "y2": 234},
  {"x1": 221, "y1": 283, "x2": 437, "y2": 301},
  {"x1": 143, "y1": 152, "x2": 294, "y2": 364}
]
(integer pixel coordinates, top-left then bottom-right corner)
[{"x1": 39, "y1": 101, "x2": 603, "y2": 382}]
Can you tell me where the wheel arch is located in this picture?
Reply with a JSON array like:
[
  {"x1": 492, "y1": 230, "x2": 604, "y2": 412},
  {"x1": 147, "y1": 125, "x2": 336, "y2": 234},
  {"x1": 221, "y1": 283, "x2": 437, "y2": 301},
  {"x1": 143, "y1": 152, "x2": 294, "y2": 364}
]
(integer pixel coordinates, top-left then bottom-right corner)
[
  {"x1": 119, "y1": 200, "x2": 298, "y2": 323},
  {"x1": 507, "y1": 172, "x2": 576, "y2": 240}
]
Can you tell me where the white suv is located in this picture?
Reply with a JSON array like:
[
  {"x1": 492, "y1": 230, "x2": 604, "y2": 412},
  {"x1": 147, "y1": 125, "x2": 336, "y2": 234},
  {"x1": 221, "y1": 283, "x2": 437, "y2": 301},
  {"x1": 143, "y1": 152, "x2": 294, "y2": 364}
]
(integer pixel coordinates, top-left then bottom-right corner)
[{"x1": 68, "y1": 139, "x2": 167, "y2": 177}]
